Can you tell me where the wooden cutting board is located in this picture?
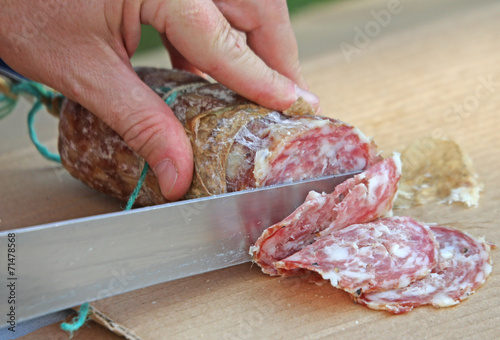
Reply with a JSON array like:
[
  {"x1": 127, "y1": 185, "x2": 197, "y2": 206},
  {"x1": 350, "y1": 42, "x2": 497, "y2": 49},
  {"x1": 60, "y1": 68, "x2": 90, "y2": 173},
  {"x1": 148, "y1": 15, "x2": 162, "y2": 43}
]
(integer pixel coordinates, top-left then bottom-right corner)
[{"x1": 5, "y1": 0, "x2": 499, "y2": 338}]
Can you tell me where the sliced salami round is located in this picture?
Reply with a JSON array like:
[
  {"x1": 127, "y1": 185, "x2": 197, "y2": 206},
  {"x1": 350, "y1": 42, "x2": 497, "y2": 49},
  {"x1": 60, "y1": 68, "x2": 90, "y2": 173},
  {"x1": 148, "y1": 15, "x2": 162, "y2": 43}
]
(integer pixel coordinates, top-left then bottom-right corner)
[
  {"x1": 250, "y1": 155, "x2": 401, "y2": 276},
  {"x1": 356, "y1": 225, "x2": 493, "y2": 313},
  {"x1": 274, "y1": 217, "x2": 438, "y2": 295}
]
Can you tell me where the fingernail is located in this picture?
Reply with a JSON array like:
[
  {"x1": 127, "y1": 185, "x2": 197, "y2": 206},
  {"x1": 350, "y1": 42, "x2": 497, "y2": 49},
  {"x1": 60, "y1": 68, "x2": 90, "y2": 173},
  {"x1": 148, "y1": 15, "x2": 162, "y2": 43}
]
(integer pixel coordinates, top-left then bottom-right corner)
[
  {"x1": 295, "y1": 85, "x2": 320, "y2": 110},
  {"x1": 154, "y1": 159, "x2": 178, "y2": 196}
]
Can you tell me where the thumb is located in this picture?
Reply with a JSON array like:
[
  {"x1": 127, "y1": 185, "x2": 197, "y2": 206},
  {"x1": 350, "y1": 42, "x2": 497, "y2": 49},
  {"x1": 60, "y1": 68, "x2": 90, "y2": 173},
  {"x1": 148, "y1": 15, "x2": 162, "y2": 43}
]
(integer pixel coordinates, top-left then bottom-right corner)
[{"x1": 66, "y1": 62, "x2": 193, "y2": 201}]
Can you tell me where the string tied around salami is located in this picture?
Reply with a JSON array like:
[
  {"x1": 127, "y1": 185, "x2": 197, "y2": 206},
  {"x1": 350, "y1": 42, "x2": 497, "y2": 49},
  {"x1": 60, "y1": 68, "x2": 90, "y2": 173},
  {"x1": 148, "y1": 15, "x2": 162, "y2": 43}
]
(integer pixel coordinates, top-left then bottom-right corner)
[{"x1": 160, "y1": 82, "x2": 207, "y2": 105}]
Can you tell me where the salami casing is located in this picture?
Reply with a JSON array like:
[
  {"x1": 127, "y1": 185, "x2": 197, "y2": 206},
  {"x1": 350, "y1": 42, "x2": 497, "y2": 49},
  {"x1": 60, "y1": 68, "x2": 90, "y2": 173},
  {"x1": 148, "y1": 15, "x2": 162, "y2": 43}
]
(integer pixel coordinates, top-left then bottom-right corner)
[
  {"x1": 274, "y1": 217, "x2": 438, "y2": 295},
  {"x1": 356, "y1": 225, "x2": 493, "y2": 313},
  {"x1": 58, "y1": 68, "x2": 380, "y2": 205},
  {"x1": 250, "y1": 155, "x2": 401, "y2": 276}
]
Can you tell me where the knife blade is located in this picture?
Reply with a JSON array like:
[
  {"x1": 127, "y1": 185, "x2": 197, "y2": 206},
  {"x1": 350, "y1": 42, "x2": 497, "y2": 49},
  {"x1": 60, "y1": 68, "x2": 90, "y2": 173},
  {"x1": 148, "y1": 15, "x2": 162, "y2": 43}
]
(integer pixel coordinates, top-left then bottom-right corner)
[{"x1": 0, "y1": 171, "x2": 358, "y2": 326}]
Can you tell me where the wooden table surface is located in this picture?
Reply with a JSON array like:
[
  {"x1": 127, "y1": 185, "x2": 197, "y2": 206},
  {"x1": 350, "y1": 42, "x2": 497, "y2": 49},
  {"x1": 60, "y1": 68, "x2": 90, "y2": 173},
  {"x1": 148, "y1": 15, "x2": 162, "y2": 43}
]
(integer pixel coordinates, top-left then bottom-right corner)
[{"x1": 2, "y1": 0, "x2": 499, "y2": 338}]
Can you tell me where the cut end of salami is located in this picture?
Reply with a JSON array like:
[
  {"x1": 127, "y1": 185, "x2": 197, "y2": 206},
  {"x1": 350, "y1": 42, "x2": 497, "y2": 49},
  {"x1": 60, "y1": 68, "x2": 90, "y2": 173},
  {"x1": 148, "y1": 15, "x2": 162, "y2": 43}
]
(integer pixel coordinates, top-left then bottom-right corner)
[
  {"x1": 355, "y1": 225, "x2": 493, "y2": 314},
  {"x1": 251, "y1": 154, "x2": 401, "y2": 276},
  {"x1": 274, "y1": 217, "x2": 438, "y2": 296},
  {"x1": 248, "y1": 115, "x2": 380, "y2": 188}
]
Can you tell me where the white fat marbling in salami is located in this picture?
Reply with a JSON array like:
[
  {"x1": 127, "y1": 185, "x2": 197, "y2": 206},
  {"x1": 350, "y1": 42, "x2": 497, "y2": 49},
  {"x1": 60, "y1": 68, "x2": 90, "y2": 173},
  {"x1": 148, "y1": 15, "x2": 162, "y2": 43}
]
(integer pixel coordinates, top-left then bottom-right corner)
[
  {"x1": 274, "y1": 217, "x2": 438, "y2": 295},
  {"x1": 250, "y1": 155, "x2": 401, "y2": 276},
  {"x1": 356, "y1": 225, "x2": 493, "y2": 313}
]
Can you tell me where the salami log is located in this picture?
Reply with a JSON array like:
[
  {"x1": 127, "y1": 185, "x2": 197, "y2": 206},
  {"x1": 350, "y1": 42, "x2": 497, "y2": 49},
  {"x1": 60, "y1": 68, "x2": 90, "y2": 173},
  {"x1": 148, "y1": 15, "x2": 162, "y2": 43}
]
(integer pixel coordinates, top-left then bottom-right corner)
[
  {"x1": 274, "y1": 217, "x2": 438, "y2": 296},
  {"x1": 250, "y1": 155, "x2": 401, "y2": 276},
  {"x1": 58, "y1": 67, "x2": 381, "y2": 205},
  {"x1": 356, "y1": 225, "x2": 493, "y2": 313}
]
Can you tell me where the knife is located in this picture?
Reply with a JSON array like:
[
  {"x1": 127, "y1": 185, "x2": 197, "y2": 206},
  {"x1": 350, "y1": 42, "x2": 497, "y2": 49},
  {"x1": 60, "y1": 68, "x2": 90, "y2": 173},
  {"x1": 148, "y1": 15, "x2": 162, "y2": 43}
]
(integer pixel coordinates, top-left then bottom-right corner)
[{"x1": 0, "y1": 172, "x2": 358, "y2": 327}]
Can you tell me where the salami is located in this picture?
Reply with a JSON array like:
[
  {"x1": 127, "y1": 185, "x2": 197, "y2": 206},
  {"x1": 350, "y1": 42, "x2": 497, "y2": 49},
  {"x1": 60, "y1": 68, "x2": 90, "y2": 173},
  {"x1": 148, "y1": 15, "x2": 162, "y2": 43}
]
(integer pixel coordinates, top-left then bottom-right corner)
[
  {"x1": 274, "y1": 217, "x2": 438, "y2": 295},
  {"x1": 250, "y1": 155, "x2": 401, "y2": 276},
  {"x1": 58, "y1": 67, "x2": 380, "y2": 205},
  {"x1": 356, "y1": 225, "x2": 493, "y2": 313}
]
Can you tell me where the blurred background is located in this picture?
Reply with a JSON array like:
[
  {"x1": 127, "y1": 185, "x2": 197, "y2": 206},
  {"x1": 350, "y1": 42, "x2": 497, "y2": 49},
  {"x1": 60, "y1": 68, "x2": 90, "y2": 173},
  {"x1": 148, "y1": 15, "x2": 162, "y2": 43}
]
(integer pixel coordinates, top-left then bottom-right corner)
[
  {"x1": 134, "y1": 0, "x2": 335, "y2": 54},
  {"x1": 132, "y1": 0, "x2": 496, "y2": 65}
]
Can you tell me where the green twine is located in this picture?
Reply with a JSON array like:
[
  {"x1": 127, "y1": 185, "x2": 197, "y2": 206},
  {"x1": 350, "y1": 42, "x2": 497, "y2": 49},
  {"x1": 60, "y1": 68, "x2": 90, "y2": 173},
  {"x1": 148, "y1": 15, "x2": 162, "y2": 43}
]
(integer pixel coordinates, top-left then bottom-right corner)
[
  {"x1": 27, "y1": 99, "x2": 61, "y2": 162},
  {"x1": 157, "y1": 86, "x2": 177, "y2": 105},
  {"x1": 11, "y1": 81, "x2": 51, "y2": 99},
  {"x1": 58, "y1": 163, "x2": 149, "y2": 335},
  {"x1": 0, "y1": 81, "x2": 62, "y2": 163},
  {"x1": 164, "y1": 91, "x2": 177, "y2": 106},
  {"x1": 160, "y1": 82, "x2": 206, "y2": 106},
  {"x1": 58, "y1": 162, "x2": 149, "y2": 336},
  {"x1": 125, "y1": 162, "x2": 150, "y2": 210},
  {"x1": 60, "y1": 302, "x2": 90, "y2": 337}
]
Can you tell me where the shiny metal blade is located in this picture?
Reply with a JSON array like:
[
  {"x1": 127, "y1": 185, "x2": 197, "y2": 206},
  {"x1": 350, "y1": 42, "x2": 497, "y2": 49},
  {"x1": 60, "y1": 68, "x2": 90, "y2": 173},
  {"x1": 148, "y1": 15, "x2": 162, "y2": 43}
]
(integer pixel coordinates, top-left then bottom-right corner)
[{"x1": 0, "y1": 172, "x2": 358, "y2": 326}]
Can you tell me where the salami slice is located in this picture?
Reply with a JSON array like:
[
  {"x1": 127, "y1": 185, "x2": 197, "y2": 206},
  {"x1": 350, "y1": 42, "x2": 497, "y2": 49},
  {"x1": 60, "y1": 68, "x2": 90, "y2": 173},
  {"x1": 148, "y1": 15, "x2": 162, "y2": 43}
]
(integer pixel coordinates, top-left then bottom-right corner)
[
  {"x1": 58, "y1": 67, "x2": 380, "y2": 205},
  {"x1": 274, "y1": 217, "x2": 438, "y2": 295},
  {"x1": 250, "y1": 155, "x2": 401, "y2": 276},
  {"x1": 356, "y1": 225, "x2": 493, "y2": 313}
]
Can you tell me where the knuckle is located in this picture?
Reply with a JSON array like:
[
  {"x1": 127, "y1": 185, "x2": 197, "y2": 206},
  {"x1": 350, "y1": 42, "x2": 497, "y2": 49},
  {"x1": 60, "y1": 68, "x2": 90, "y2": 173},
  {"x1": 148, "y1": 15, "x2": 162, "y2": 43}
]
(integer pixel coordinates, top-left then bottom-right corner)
[
  {"x1": 206, "y1": 19, "x2": 250, "y2": 72},
  {"x1": 177, "y1": 1, "x2": 214, "y2": 32},
  {"x1": 215, "y1": 18, "x2": 244, "y2": 50},
  {"x1": 266, "y1": 0, "x2": 291, "y2": 25},
  {"x1": 269, "y1": 0, "x2": 289, "y2": 14},
  {"x1": 150, "y1": 1, "x2": 169, "y2": 31},
  {"x1": 217, "y1": 0, "x2": 261, "y2": 31},
  {"x1": 260, "y1": 71, "x2": 295, "y2": 109},
  {"x1": 62, "y1": 75, "x2": 86, "y2": 104},
  {"x1": 288, "y1": 58, "x2": 303, "y2": 77},
  {"x1": 266, "y1": 70, "x2": 286, "y2": 96}
]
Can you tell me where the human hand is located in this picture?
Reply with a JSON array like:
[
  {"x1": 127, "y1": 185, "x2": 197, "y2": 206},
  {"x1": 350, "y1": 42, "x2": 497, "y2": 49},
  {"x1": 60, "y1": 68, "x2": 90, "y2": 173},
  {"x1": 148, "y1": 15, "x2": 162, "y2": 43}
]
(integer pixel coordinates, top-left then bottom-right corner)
[{"x1": 0, "y1": 0, "x2": 319, "y2": 200}]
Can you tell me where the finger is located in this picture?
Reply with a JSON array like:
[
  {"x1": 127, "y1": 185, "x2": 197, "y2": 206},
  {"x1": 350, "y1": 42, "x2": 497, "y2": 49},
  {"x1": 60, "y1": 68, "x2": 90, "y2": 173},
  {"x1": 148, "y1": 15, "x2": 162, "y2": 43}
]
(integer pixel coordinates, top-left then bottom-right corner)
[
  {"x1": 141, "y1": 0, "x2": 319, "y2": 111},
  {"x1": 64, "y1": 56, "x2": 193, "y2": 201},
  {"x1": 159, "y1": 34, "x2": 206, "y2": 77},
  {"x1": 121, "y1": 0, "x2": 142, "y2": 57},
  {"x1": 215, "y1": 0, "x2": 309, "y2": 90},
  {"x1": 246, "y1": 7, "x2": 309, "y2": 90}
]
